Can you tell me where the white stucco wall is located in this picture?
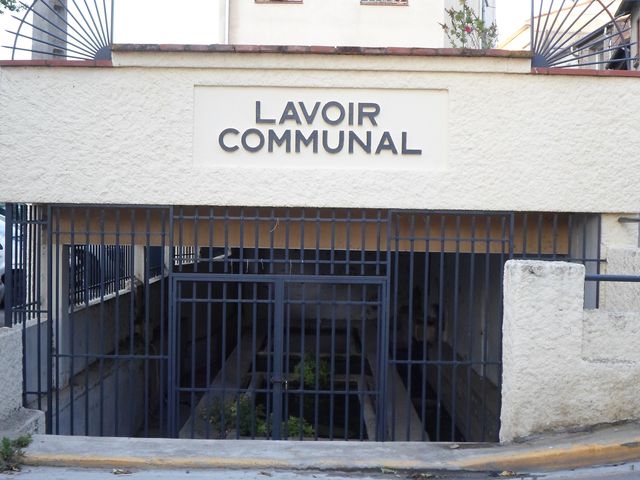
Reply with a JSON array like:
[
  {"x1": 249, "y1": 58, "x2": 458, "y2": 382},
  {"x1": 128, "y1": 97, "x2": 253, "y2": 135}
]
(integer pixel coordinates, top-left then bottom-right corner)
[
  {"x1": 0, "y1": 325, "x2": 45, "y2": 434},
  {"x1": 1, "y1": 51, "x2": 640, "y2": 213},
  {"x1": 501, "y1": 260, "x2": 640, "y2": 443},
  {"x1": 0, "y1": 327, "x2": 23, "y2": 420}
]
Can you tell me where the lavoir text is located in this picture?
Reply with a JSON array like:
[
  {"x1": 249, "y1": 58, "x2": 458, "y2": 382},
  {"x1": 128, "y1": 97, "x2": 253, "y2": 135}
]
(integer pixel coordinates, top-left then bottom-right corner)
[{"x1": 218, "y1": 101, "x2": 423, "y2": 156}]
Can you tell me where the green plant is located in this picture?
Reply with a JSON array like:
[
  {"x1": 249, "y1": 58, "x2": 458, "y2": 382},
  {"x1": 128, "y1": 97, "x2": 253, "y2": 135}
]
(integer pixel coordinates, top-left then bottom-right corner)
[
  {"x1": 205, "y1": 394, "x2": 265, "y2": 438},
  {"x1": 205, "y1": 393, "x2": 316, "y2": 439},
  {"x1": 291, "y1": 354, "x2": 330, "y2": 389},
  {"x1": 440, "y1": 0, "x2": 498, "y2": 49},
  {"x1": 257, "y1": 415, "x2": 314, "y2": 438},
  {"x1": 0, "y1": 435, "x2": 32, "y2": 472}
]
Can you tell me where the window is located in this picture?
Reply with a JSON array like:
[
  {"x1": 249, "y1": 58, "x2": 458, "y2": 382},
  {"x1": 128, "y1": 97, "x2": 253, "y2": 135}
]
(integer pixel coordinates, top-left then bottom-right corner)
[{"x1": 361, "y1": 0, "x2": 408, "y2": 5}]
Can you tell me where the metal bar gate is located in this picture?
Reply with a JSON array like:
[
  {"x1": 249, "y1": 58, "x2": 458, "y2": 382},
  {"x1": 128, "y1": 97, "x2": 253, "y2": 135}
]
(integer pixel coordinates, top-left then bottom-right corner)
[
  {"x1": 170, "y1": 274, "x2": 387, "y2": 441},
  {"x1": 4, "y1": 204, "x2": 603, "y2": 442}
]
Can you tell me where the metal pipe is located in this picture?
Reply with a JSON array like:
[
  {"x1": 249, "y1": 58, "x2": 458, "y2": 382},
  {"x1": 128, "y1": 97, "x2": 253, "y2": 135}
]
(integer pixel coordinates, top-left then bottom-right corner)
[{"x1": 224, "y1": 0, "x2": 230, "y2": 44}]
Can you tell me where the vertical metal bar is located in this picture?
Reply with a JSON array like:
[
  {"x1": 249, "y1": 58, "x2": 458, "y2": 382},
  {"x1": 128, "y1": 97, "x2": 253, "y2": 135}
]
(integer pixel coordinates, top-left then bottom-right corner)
[
  {"x1": 360, "y1": 210, "x2": 366, "y2": 276},
  {"x1": 344, "y1": 283, "x2": 352, "y2": 440},
  {"x1": 465, "y1": 215, "x2": 477, "y2": 440},
  {"x1": 266, "y1": 282, "x2": 273, "y2": 438},
  {"x1": 167, "y1": 209, "x2": 176, "y2": 437},
  {"x1": 113, "y1": 209, "x2": 121, "y2": 436},
  {"x1": 254, "y1": 207, "x2": 260, "y2": 275},
  {"x1": 375, "y1": 210, "x2": 382, "y2": 277},
  {"x1": 283, "y1": 282, "x2": 291, "y2": 439},
  {"x1": 54, "y1": 207, "x2": 61, "y2": 434},
  {"x1": 596, "y1": 215, "x2": 602, "y2": 308},
  {"x1": 420, "y1": 214, "x2": 431, "y2": 442},
  {"x1": 359, "y1": 283, "x2": 366, "y2": 441},
  {"x1": 436, "y1": 215, "x2": 446, "y2": 442},
  {"x1": 128, "y1": 209, "x2": 136, "y2": 436},
  {"x1": 345, "y1": 210, "x2": 351, "y2": 275},
  {"x1": 329, "y1": 282, "x2": 336, "y2": 440},
  {"x1": 330, "y1": 210, "x2": 336, "y2": 275},
  {"x1": 69, "y1": 208, "x2": 76, "y2": 435},
  {"x1": 299, "y1": 209, "x2": 305, "y2": 275},
  {"x1": 98, "y1": 209, "x2": 106, "y2": 436},
  {"x1": 299, "y1": 283, "x2": 306, "y2": 440},
  {"x1": 284, "y1": 209, "x2": 290, "y2": 275},
  {"x1": 46, "y1": 205, "x2": 54, "y2": 434},
  {"x1": 238, "y1": 207, "x2": 244, "y2": 275},
  {"x1": 451, "y1": 215, "x2": 461, "y2": 441},
  {"x1": 391, "y1": 214, "x2": 401, "y2": 441},
  {"x1": 552, "y1": 214, "x2": 558, "y2": 259},
  {"x1": 272, "y1": 279, "x2": 284, "y2": 440},
  {"x1": 235, "y1": 281, "x2": 242, "y2": 439},
  {"x1": 159, "y1": 208, "x2": 167, "y2": 436},
  {"x1": 189, "y1": 279, "x2": 197, "y2": 439},
  {"x1": 378, "y1": 279, "x2": 390, "y2": 442},
  {"x1": 194, "y1": 207, "x2": 200, "y2": 274},
  {"x1": 567, "y1": 214, "x2": 573, "y2": 261},
  {"x1": 5, "y1": 204, "x2": 13, "y2": 327},
  {"x1": 250, "y1": 281, "x2": 258, "y2": 438},
  {"x1": 315, "y1": 209, "x2": 321, "y2": 276},
  {"x1": 269, "y1": 208, "x2": 275, "y2": 275},
  {"x1": 406, "y1": 214, "x2": 416, "y2": 441},
  {"x1": 204, "y1": 279, "x2": 212, "y2": 440},
  {"x1": 313, "y1": 283, "x2": 321, "y2": 440},
  {"x1": 220, "y1": 279, "x2": 228, "y2": 435},
  {"x1": 537, "y1": 213, "x2": 543, "y2": 258}
]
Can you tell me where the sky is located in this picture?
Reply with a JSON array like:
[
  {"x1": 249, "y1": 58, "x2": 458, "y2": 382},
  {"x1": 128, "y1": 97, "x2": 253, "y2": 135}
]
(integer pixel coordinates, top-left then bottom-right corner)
[{"x1": 0, "y1": 0, "x2": 533, "y2": 60}]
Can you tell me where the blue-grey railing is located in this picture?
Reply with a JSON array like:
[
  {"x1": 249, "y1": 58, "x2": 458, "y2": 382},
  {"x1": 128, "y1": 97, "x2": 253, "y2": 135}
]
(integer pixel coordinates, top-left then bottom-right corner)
[
  {"x1": 531, "y1": 0, "x2": 638, "y2": 69},
  {"x1": 4, "y1": 0, "x2": 114, "y2": 60}
]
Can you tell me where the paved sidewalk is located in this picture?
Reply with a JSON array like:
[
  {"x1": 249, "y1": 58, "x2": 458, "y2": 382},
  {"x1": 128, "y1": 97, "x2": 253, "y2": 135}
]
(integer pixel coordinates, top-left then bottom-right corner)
[
  {"x1": 3, "y1": 463, "x2": 640, "y2": 480},
  {"x1": 17, "y1": 422, "x2": 640, "y2": 474}
]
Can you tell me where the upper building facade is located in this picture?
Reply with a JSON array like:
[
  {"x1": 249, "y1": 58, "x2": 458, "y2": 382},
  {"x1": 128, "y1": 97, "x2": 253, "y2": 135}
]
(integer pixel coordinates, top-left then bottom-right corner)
[{"x1": 224, "y1": 0, "x2": 496, "y2": 48}]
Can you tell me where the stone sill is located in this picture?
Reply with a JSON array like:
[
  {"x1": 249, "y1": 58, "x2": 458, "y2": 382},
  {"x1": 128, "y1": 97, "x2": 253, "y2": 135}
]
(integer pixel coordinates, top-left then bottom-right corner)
[{"x1": 111, "y1": 43, "x2": 532, "y2": 59}]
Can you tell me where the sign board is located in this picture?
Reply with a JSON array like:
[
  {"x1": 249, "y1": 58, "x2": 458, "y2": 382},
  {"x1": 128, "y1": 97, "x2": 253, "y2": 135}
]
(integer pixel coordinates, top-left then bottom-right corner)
[{"x1": 194, "y1": 86, "x2": 448, "y2": 170}]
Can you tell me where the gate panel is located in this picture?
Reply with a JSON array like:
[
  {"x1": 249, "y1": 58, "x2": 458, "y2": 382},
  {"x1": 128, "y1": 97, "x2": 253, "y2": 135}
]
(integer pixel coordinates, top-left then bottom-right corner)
[
  {"x1": 280, "y1": 278, "x2": 386, "y2": 441},
  {"x1": 171, "y1": 274, "x2": 386, "y2": 441},
  {"x1": 172, "y1": 276, "x2": 276, "y2": 439}
]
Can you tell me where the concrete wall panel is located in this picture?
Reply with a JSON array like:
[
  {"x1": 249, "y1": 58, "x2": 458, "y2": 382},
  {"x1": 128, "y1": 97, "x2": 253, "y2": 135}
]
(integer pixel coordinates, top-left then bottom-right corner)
[{"x1": 1, "y1": 53, "x2": 639, "y2": 212}]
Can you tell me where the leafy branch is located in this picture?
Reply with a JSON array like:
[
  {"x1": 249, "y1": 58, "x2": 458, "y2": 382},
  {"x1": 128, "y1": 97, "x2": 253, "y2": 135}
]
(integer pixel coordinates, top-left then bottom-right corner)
[{"x1": 440, "y1": 0, "x2": 498, "y2": 49}]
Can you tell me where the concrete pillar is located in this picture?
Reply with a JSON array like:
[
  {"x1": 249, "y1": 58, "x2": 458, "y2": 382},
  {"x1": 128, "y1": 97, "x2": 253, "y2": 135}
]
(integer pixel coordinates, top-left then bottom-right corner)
[
  {"x1": 501, "y1": 260, "x2": 640, "y2": 443},
  {"x1": 32, "y1": 0, "x2": 67, "y2": 60},
  {"x1": 0, "y1": 327, "x2": 45, "y2": 435}
]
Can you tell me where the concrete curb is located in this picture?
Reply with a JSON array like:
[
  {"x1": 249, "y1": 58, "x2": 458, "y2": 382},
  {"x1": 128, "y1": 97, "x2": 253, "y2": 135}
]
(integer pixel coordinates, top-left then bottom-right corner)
[
  {"x1": 455, "y1": 437, "x2": 640, "y2": 472},
  {"x1": 21, "y1": 425, "x2": 640, "y2": 473}
]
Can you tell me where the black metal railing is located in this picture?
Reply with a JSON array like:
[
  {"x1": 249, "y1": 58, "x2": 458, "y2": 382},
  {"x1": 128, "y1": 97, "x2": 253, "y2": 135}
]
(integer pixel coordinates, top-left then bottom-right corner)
[{"x1": 7, "y1": 205, "x2": 604, "y2": 442}]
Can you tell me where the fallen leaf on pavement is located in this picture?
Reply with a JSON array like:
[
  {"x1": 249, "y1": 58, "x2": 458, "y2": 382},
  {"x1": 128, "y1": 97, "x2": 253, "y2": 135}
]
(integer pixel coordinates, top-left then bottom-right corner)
[{"x1": 112, "y1": 468, "x2": 132, "y2": 475}]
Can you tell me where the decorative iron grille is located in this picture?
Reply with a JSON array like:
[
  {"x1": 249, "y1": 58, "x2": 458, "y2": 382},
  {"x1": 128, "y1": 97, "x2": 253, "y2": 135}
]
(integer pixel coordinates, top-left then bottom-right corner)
[
  {"x1": 5, "y1": 0, "x2": 114, "y2": 60},
  {"x1": 531, "y1": 0, "x2": 637, "y2": 69}
]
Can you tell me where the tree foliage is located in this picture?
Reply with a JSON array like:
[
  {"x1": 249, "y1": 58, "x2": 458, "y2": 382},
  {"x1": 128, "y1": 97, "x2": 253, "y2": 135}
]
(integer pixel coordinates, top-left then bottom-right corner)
[{"x1": 0, "y1": 0, "x2": 23, "y2": 14}]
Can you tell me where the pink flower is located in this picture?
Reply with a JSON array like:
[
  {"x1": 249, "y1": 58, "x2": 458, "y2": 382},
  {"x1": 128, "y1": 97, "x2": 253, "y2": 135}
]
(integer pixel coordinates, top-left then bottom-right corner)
[{"x1": 465, "y1": 25, "x2": 473, "y2": 33}]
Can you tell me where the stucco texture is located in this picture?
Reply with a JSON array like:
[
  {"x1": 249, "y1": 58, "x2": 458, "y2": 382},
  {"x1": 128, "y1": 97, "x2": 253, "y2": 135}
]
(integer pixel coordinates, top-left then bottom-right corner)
[
  {"x1": 501, "y1": 261, "x2": 640, "y2": 443},
  {"x1": 0, "y1": 327, "x2": 24, "y2": 420},
  {"x1": 1, "y1": 52, "x2": 640, "y2": 211}
]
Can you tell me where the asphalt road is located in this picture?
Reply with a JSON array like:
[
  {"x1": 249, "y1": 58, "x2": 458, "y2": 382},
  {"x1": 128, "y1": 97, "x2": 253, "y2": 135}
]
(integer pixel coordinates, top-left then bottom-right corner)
[{"x1": 3, "y1": 463, "x2": 640, "y2": 480}]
